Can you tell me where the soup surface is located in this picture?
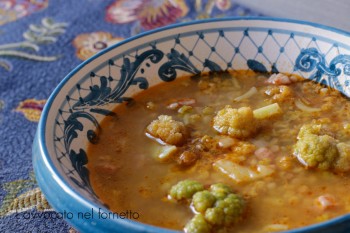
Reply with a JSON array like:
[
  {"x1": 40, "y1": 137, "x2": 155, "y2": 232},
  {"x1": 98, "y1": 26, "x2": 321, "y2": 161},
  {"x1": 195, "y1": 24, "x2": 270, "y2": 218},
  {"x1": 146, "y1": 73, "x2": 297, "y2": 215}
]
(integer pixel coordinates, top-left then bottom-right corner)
[{"x1": 87, "y1": 71, "x2": 350, "y2": 232}]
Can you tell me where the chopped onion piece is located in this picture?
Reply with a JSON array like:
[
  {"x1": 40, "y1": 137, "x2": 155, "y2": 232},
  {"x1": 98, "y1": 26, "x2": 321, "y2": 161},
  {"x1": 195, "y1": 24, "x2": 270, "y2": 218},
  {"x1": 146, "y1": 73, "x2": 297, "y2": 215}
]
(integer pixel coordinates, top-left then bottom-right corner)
[
  {"x1": 234, "y1": 86, "x2": 257, "y2": 101},
  {"x1": 167, "y1": 102, "x2": 179, "y2": 110},
  {"x1": 218, "y1": 137, "x2": 235, "y2": 148},
  {"x1": 158, "y1": 145, "x2": 177, "y2": 160},
  {"x1": 166, "y1": 98, "x2": 196, "y2": 110},
  {"x1": 232, "y1": 77, "x2": 241, "y2": 89},
  {"x1": 263, "y1": 224, "x2": 289, "y2": 232},
  {"x1": 253, "y1": 103, "x2": 282, "y2": 119},
  {"x1": 295, "y1": 99, "x2": 320, "y2": 112},
  {"x1": 257, "y1": 164, "x2": 275, "y2": 177},
  {"x1": 214, "y1": 159, "x2": 252, "y2": 182},
  {"x1": 213, "y1": 159, "x2": 274, "y2": 183}
]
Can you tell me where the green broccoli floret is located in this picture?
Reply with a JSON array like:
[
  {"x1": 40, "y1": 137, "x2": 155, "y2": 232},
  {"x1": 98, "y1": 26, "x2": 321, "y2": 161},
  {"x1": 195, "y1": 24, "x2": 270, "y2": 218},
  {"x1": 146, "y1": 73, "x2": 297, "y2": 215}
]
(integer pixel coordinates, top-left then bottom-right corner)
[
  {"x1": 169, "y1": 180, "x2": 204, "y2": 200},
  {"x1": 192, "y1": 191, "x2": 216, "y2": 213},
  {"x1": 205, "y1": 193, "x2": 245, "y2": 226},
  {"x1": 204, "y1": 207, "x2": 225, "y2": 225},
  {"x1": 184, "y1": 214, "x2": 211, "y2": 233},
  {"x1": 221, "y1": 194, "x2": 246, "y2": 222},
  {"x1": 170, "y1": 181, "x2": 246, "y2": 233},
  {"x1": 209, "y1": 183, "x2": 232, "y2": 200},
  {"x1": 294, "y1": 123, "x2": 350, "y2": 172}
]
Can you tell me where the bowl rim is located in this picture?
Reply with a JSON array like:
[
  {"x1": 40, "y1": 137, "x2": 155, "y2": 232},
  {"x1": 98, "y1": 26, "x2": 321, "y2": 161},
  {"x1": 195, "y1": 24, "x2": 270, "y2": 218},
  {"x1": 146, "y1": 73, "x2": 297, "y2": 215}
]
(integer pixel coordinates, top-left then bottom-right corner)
[{"x1": 34, "y1": 16, "x2": 350, "y2": 233}]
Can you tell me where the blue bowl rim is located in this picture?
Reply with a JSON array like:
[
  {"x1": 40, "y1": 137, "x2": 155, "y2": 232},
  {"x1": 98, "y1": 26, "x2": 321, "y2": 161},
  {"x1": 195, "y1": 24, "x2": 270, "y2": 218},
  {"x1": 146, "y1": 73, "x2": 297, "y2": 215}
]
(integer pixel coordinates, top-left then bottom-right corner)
[{"x1": 35, "y1": 16, "x2": 350, "y2": 233}]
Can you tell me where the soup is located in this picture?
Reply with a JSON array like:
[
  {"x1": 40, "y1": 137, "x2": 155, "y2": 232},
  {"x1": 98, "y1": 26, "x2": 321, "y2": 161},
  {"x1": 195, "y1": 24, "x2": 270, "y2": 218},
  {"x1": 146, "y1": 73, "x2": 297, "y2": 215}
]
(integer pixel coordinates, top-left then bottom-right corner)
[{"x1": 87, "y1": 71, "x2": 350, "y2": 233}]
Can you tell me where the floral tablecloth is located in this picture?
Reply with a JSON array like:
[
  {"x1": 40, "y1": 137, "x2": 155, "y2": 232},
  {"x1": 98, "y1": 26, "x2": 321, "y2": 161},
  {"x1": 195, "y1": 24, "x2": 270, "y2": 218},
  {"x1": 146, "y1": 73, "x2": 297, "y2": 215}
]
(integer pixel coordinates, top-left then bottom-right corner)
[{"x1": 0, "y1": 1, "x2": 262, "y2": 232}]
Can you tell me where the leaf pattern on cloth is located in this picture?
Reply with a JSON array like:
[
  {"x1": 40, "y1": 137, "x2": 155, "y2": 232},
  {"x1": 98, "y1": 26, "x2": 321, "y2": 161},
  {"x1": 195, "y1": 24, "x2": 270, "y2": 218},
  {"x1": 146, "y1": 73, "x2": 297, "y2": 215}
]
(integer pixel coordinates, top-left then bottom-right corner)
[
  {"x1": 15, "y1": 99, "x2": 46, "y2": 122},
  {"x1": 0, "y1": 18, "x2": 67, "y2": 71},
  {"x1": 0, "y1": 172, "x2": 51, "y2": 217},
  {"x1": 1, "y1": 187, "x2": 51, "y2": 216}
]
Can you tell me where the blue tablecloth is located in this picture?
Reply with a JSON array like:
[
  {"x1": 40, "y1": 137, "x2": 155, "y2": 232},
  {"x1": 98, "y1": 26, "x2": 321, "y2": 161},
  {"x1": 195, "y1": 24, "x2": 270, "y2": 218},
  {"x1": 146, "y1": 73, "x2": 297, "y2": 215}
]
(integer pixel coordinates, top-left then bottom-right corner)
[{"x1": 0, "y1": 0, "x2": 263, "y2": 232}]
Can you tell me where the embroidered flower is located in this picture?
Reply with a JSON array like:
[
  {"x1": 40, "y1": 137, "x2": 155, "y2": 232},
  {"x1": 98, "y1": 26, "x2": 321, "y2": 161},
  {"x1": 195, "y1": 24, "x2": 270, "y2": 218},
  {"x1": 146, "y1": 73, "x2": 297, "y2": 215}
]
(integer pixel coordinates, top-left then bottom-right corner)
[
  {"x1": 105, "y1": 0, "x2": 189, "y2": 30},
  {"x1": 215, "y1": 0, "x2": 232, "y2": 11},
  {"x1": 0, "y1": 0, "x2": 48, "y2": 26},
  {"x1": 73, "y1": 32, "x2": 124, "y2": 60},
  {"x1": 15, "y1": 99, "x2": 46, "y2": 122}
]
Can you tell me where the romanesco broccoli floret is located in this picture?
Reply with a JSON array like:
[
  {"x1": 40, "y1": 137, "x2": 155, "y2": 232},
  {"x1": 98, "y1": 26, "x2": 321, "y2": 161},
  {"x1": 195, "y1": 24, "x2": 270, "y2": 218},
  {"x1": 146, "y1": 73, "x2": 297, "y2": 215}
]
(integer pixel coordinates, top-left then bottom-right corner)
[
  {"x1": 209, "y1": 183, "x2": 232, "y2": 200},
  {"x1": 169, "y1": 180, "x2": 204, "y2": 200},
  {"x1": 213, "y1": 106, "x2": 257, "y2": 139},
  {"x1": 204, "y1": 207, "x2": 224, "y2": 225},
  {"x1": 146, "y1": 115, "x2": 187, "y2": 146},
  {"x1": 192, "y1": 190, "x2": 216, "y2": 213},
  {"x1": 294, "y1": 123, "x2": 350, "y2": 172},
  {"x1": 205, "y1": 193, "x2": 245, "y2": 226},
  {"x1": 184, "y1": 214, "x2": 211, "y2": 233},
  {"x1": 221, "y1": 194, "x2": 246, "y2": 221},
  {"x1": 170, "y1": 181, "x2": 246, "y2": 233}
]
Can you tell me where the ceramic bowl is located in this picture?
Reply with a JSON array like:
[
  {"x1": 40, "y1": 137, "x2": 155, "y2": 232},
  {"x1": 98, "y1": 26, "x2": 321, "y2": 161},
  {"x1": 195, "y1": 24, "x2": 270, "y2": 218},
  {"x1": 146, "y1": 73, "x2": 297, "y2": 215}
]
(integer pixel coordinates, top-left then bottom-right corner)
[{"x1": 33, "y1": 17, "x2": 350, "y2": 233}]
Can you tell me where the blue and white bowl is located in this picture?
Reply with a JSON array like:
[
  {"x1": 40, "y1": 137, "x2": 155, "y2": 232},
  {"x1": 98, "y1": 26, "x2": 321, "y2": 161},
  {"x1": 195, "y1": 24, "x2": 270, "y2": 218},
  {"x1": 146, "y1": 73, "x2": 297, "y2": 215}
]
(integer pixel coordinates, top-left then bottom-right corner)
[{"x1": 33, "y1": 18, "x2": 350, "y2": 233}]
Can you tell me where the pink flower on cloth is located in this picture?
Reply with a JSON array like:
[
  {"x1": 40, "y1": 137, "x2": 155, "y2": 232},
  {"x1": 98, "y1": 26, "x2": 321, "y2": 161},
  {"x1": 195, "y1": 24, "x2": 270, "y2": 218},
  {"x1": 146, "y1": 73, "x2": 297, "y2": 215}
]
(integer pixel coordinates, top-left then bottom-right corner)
[
  {"x1": 215, "y1": 0, "x2": 232, "y2": 11},
  {"x1": 105, "y1": 0, "x2": 189, "y2": 30},
  {"x1": 0, "y1": 0, "x2": 48, "y2": 26},
  {"x1": 73, "y1": 32, "x2": 124, "y2": 60}
]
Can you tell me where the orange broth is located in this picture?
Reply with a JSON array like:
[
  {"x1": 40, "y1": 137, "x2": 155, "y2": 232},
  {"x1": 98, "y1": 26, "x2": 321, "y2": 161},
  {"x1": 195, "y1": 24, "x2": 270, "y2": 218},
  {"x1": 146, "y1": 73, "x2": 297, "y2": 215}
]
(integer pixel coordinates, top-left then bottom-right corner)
[{"x1": 87, "y1": 71, "x2": 350, "y2": 232}]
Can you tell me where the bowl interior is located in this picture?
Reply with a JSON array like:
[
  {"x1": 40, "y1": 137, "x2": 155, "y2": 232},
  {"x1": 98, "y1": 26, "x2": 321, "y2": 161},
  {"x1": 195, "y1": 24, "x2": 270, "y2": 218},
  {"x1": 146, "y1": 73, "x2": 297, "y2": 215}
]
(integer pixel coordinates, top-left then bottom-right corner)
[{"x1": 37, "y1": 18, "x2": 350, "y2": 232}]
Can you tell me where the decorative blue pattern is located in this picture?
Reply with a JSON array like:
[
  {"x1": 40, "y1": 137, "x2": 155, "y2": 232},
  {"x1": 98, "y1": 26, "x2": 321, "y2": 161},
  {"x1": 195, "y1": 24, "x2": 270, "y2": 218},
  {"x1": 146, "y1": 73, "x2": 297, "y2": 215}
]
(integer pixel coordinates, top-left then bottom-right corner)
[
  {"x1": 159, "y1": 49, "x2": 200, "y2": 81},
  {"x1": 247, "y1": 59, "x2": 269, "y2": 73},
  {"x1": 63, "y1": 111, "x2": 99, "y2": 198},
  {"x1": 62, "y1": 49, "x2": 166, "y2": 194},
  {"x1": 295, "y1": 48, "x2": 350, "y2": 92},
  {"x1": 74, "y1": 49, "x2": 164, "y2": 109}
]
